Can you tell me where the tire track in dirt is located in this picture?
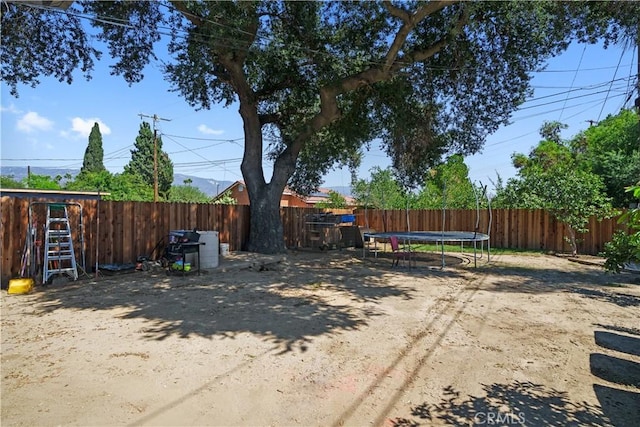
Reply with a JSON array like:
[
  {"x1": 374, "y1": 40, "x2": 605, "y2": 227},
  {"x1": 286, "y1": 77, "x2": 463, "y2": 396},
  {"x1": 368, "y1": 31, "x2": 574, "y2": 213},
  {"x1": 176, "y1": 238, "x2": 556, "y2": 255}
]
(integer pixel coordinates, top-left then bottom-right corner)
[{"x1": 332, "y1": 268, "x2": 490, "y2": 426}]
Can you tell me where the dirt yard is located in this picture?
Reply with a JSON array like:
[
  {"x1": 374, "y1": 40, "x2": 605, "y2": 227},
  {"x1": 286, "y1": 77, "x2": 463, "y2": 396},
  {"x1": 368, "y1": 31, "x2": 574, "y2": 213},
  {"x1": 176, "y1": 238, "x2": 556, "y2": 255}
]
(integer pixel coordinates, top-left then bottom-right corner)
[{"x1": 2, "y1": 250, "x2": 639, "y2": 426}]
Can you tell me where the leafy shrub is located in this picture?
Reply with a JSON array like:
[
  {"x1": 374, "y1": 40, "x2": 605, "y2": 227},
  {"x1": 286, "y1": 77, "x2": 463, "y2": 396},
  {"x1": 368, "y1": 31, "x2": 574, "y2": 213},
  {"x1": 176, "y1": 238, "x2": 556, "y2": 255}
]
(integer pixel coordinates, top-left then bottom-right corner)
[
  {"x1": 603, "y1": 231, "x2": 636, "y2": 273},
  {"x1": 603, "y1": 185, "x2": 640, "y2": 273}
]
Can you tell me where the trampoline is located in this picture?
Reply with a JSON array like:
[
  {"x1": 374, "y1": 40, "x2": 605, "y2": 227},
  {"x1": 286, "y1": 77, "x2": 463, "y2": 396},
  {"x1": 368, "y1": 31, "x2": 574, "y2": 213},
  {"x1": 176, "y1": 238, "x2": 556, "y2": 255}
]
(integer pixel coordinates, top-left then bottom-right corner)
[
  {"x1": 363, "y1": 231, "x2": 490, "y2": 268},
  {"x1": 365, "y1": 231, "x2": 489, "y2": 243},
  {"x1": 360, "y1": 180, "x2": 492, "y2": 268}
]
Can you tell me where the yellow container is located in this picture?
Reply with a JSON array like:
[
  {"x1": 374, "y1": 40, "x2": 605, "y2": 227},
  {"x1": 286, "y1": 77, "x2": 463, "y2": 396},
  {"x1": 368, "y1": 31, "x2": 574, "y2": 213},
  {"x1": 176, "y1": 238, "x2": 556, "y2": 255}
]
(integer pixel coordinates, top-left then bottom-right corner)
[{"x1": 8, "y1": 278, "x2": 34, "y2": 295}]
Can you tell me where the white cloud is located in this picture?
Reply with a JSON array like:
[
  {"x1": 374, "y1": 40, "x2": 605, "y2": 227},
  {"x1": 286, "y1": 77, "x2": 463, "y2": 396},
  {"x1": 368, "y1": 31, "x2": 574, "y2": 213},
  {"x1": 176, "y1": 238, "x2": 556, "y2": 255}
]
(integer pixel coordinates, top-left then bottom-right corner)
[
  {"x1": 197, "y1": 124, "x2": 224, "y2": 135},
  {"x1": 70, "y1": 117, "x2": 112, "y2": 138},
  {"x1": 1, "y1": 103, "x2": 22, "y2": 114},
  {"x1": 16, "y1": 111, "x2": 54, "y2": 133}
]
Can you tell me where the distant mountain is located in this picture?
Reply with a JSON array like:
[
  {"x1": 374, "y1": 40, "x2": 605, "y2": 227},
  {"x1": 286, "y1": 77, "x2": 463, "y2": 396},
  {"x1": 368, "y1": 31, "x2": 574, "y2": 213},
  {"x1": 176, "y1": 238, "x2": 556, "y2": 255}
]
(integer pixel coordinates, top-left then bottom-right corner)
[
  {"x1": 323, "y1": 186, "x2": 352, "y2": 197},
  {"x1": 0, "y1": 166, "x2": 233, "y2": 197},
  {"x1": 173, "y1": 174, "x2": 234, "y2": 197},
  {"x1": 0, "y1": 166, "x2": 79, "y2": 185},
  {"x1": 0, "y1": 166, "x2": 350, "y2": 197}
]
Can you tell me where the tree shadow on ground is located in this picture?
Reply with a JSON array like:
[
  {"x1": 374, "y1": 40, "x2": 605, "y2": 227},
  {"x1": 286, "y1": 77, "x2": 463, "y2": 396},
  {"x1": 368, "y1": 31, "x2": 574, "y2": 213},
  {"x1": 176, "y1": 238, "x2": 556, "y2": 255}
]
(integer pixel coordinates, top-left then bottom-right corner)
[
  {"x1": 592, "y1": 327, "x2": 640, "y2": 426},
  {"x1": 474, "y1": 263, "x2": 640, "y2": 308},
  {"x1": 593, "y1": 384, "x2": 640, "y2": 427},
  {"x1": 594, "y1": 323, "x2": 640, "y2": 337},
  {"x1": 392, "y1": 381, "x2": 611, "y2": 426},
  {"x1": 572, "y1": 287, "x2": 640, "y2": 307},
  {"x1": 590, "y1": 353, "x2": 640, "y2": 388},
  {"x1": 364, "y1": 250, "x2": 474, "y2": 270},
  {"x1": 594, "y1": 331, "x2": 640, "y2": 357},
  {"x1": 27, "y1": 252, "x2": 417, "y2": 353}
]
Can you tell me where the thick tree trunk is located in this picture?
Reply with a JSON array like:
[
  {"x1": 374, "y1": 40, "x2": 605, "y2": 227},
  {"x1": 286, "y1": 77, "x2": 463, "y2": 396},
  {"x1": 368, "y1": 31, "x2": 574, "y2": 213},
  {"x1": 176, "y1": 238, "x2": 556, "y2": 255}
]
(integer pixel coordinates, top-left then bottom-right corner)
[
  {"x1": 236, "y1": 86, "x2": 291, "y2": 254},
  {"x1": 245, "y1": 181, "x2": 287, "y2": 254}
]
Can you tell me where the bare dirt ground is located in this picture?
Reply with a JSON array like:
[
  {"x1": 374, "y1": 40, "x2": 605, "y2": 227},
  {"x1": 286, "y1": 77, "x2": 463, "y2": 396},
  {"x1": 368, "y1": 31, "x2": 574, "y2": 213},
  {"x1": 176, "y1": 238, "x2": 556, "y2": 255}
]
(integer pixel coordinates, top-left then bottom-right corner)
[{"x1": 2, "y1": 249, "x2": 639, "y2": 427}]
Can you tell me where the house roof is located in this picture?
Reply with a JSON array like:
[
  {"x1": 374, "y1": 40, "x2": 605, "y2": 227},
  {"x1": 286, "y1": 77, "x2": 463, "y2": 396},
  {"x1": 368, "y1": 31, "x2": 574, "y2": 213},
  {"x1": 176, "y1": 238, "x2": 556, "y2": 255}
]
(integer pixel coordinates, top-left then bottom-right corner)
[
  {"x1": 212, "y1": 180, "x2": 300, "y2": 199},
  {"x1": 212, "y1": 180, "x2": 355, "y2": 205},
  {"x1": 308, "y1": 188, "x2": 356, "y2": 206}
]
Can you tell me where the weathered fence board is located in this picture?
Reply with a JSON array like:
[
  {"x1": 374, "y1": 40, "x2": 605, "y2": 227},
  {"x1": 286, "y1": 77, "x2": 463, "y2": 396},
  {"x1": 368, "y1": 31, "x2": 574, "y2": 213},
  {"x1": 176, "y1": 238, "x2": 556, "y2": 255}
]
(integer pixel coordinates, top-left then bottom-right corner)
[{"x1": 0, "y1": 196, "x2": 629, "y2": 287}]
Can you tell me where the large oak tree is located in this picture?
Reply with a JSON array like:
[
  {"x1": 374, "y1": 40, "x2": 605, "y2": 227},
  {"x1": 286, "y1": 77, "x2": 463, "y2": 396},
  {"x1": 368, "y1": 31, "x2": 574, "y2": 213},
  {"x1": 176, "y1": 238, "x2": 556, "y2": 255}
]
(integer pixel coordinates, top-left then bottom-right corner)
[{"x1": 2, "y1": 0, "x2": 638, "y2": 253}]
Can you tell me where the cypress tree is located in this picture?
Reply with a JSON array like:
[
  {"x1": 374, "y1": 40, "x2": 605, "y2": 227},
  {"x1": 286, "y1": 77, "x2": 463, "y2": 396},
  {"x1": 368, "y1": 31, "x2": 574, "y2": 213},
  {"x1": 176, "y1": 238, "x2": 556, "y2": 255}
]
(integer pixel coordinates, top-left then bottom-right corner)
[
  {"x1": 124, "y1": 122, "x2": 173, "y2": 199},
  {"x1": 81, "y1": 122, "x2": 106, "y2": 174}
]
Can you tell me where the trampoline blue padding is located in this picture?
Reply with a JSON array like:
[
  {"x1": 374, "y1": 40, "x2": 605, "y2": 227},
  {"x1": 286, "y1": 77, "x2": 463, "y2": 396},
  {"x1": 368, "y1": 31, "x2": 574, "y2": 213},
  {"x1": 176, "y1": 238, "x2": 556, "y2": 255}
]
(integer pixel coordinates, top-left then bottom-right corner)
[{"x1": 364, "y1": 231, "x2": 489, "y2": 243}]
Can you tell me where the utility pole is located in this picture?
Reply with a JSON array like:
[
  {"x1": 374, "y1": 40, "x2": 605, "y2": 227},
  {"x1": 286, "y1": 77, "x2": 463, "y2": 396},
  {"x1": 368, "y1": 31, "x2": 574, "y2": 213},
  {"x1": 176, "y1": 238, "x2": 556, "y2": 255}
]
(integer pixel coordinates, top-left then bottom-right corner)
[{"x1": 138, "y1": 113, "x2": 171, "y2": 202}]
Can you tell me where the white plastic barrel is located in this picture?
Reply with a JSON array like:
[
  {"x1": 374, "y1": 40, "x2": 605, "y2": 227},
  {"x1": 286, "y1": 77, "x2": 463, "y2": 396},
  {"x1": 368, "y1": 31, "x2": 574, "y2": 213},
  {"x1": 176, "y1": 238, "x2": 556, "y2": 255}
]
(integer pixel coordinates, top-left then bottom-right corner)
[{"x1": 220, "y1": 243, "x2": 230, "y2": 256}]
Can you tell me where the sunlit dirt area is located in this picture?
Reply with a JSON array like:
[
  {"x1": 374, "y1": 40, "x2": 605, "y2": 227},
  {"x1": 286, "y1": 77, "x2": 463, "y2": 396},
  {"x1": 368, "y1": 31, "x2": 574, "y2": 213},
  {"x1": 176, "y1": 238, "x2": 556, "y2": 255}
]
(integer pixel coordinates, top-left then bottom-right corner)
[{"x1": 2, "y1": 250, "x2": 639, "y2": 426}]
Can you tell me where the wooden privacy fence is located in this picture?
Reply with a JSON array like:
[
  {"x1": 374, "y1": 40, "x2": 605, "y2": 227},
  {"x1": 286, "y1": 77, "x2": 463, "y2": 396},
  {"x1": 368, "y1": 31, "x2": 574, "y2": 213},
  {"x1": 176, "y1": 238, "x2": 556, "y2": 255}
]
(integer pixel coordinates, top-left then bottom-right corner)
[
  {"x1": 0, "y1": 196, "x2": 628, "y2": 287},
  {"x1": 355, "y1": 208, "x2": 628, "y2": 255},
  {"x1": 1, "y1": 197, "x2": 251, "y2": 286},
  {"x1": 0, "y1": 197, "x2": 341, "y2": 286}
]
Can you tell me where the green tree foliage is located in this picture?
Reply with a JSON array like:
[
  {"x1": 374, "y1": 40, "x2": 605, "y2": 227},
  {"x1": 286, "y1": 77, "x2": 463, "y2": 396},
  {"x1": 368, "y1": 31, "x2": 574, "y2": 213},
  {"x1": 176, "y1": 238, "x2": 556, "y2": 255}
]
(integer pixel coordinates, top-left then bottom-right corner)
[
  {"x1": 169, "y1": 184, "x2": 210, "y2": 203},
  {"x1": 124, "y1": 122, "x2": 173, "y2": 199},
  {"x1": 0, "y1": 1, "x2": 100, "y2": 98},
  {"x1": 603, "y1": 185, "x2": 640, "y2": 272},
  {"x1": 495, "y1": 130, "x2": 614, "y2": 255},
  {"x1": 104, "y1": 173, "x2": 154, "y2": 202},
  {"x1": 2, "y1": 1, "x2": 638, "y2": 253},
  {"x1": 571, "y1": 109, "x2": 640, "y2": 207},
  {"x1": 65, "y1": 170, "x2": 113, "y2": 192},
  {"x1": 22, "y1": 173, "x2": 61, "y2": 190},
  {"x1": 539, "y1": 120, "x2": 568, "y2": 144},
  {"x1": 316, "y1": 190, "x2": 348, "y2": 209},
  {"x1": 212, "y1": 190, "x2": 237, "y2": 205},
  {"x1": 80, "y1": 122, "x2": 106, "y2": 174},
  {"x1": 0, "y1": 175, "x2": 25, "y2": 188},
  {"x1": 64, "y1": 169, "x2": 153, "y2": 201},
  {"x1": 352, "y1": 167, "x2": 406, "y2": 210},
  {"x1": 352, "y1": 157, "x2": 489, "y2": 211},
  {"x1": 416, "y1": 155, "x2": 480, "y2": 209}
]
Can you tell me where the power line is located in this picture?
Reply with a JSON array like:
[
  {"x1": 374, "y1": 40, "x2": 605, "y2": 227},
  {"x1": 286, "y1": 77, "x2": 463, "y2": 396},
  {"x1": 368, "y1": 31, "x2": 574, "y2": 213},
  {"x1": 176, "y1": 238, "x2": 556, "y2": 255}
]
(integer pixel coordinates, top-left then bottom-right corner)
[
  {"x1": 515, "y1": 93, "x2": 626, "y2": 121},
  {"x1": 161, "y1": 134, "x2": 243, "y2": 179},
  {"x1": 619, "y1": 46, "x2": 638, "y2": 111},
  {"x1": 596, "y1": 46, "x2": 626, "y2": 122},
  {"x1": 12, "y1": 0, "x2": 638, "y2": 185},
  {"x1": 20, "y1": 0, "x2": 638, "y2": 117},
  {"x1": 476, "y1": 94, "x2": 626, "y2": 153},
  {"x1": 558, "y1": 44, "x2": 586, "y2": 121},
  {"x1": 23, "y1": 1, "x2": 637, "y2": 79},
  {"x1": 162, "y1": 133, "x2": 243, "y2": 142},
  {"x1": 168, "y1": 142, "x2": 229, "y2": 155},
  {"x1": 2, "y1": 158, "x2": 82, "y2": 161}
]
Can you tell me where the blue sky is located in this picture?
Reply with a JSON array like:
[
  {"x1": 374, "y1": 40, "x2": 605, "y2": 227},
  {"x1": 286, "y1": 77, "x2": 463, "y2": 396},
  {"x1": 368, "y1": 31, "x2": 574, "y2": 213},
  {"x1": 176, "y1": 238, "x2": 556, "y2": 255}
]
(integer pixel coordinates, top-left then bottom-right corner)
[{"x1": 1, "y1": 30, "x2": 637, "y2": 190}]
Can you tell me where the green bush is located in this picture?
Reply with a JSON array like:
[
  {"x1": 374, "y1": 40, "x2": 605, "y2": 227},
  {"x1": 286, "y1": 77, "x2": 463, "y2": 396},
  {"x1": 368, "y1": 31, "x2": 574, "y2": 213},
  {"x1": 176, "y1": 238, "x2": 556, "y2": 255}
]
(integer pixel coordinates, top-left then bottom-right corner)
[
  {"x1": 603, "y1": 231, "x2": 636, "y2": 273},
  {"x1": 603, "y1": 184, "x2": 640, "y2": 273}
]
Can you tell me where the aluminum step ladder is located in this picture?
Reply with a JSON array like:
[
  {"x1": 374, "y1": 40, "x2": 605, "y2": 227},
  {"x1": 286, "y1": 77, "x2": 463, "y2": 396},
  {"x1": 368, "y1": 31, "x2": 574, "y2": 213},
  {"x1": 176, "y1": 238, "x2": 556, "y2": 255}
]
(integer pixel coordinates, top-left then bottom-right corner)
[{"x1": 43, "y1": 204, "x2": 78, "y2": 283}]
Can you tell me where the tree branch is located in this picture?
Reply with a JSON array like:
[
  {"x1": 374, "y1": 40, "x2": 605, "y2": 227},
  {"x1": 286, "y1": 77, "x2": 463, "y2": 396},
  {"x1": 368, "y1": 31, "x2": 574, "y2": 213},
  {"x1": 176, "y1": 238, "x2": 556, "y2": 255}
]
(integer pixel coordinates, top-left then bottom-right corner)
[
  {"x1": 293, "y1": 1, "x2": 466, "y2": 158},
  {"x1": 259, "y1": 113, "x2": 280, "y2": 126},
  {"x1": 169, "y1": 1, "x2": 204, "y2": 26},
  {"x1": 255, "y1": 76, "x2": 295, "y2": 100},
  {"x1": 382, "y1": 0, "x2": 459, "y2": 73},
  {"x1": 394, "y1": 6, "x2": 468, "y2": 68},
  {"x1": 383, "y1": 1, "x2": 411, "y2": 22}
]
